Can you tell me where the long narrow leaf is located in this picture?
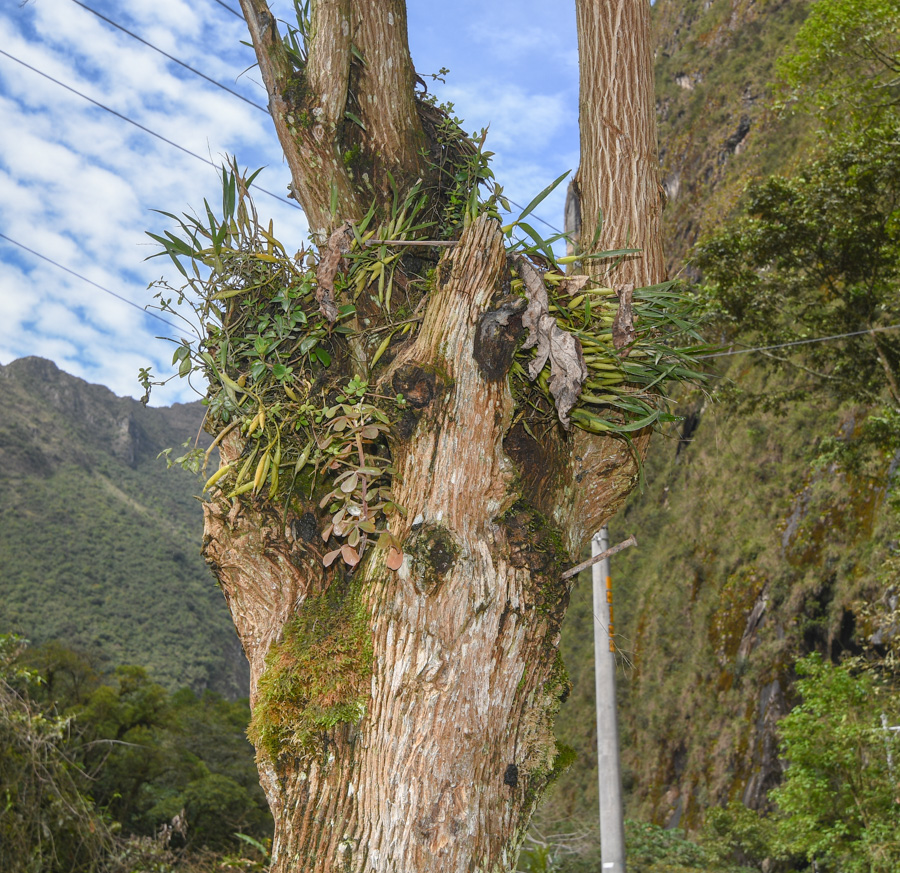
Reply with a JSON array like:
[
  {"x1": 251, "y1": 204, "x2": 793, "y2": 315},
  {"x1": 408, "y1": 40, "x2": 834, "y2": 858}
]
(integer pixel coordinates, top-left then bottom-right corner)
[{"x1": 516, "y1": 170, "x2": 570, "y2": 224}]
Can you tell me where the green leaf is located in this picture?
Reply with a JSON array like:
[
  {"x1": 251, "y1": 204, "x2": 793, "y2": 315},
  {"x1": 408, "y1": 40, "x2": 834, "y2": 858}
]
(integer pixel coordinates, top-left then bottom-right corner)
[
  {"x1": 515, "y1": 170, "x2": 570, "y2": 224},
  {"x1": 517, "y1": 221, "x2": 556, "y2": 262}
]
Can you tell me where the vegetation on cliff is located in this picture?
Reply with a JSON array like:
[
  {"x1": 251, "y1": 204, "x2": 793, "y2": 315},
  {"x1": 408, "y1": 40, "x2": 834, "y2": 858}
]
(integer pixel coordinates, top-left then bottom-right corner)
[{"x1": 535, "y1": 0, "x2": 900, "y2": 870}]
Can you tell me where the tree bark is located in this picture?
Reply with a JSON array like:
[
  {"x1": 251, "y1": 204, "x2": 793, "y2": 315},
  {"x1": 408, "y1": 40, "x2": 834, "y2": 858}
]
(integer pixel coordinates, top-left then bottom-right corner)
[
  {"x1": 574, "y1": 0, "x2": 666, "y2": 288},
  {"x1": 199, "y1": 2, "x2": 665, "y2": 871},
  {"x1": 238, "y1": 0, "x2": 427, "y2": 238}
]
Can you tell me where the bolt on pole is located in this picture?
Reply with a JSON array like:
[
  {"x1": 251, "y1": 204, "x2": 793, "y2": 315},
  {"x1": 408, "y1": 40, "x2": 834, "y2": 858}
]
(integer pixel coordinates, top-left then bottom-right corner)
[{"x1": 593, "y1": 524, "x2": 627, "y2": 872}]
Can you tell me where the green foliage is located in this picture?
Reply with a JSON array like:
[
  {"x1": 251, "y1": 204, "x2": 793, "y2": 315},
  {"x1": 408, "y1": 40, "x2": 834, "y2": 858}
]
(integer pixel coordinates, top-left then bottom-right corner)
[
  {"x1": 147, "y1": 156, "x2": 704, "y2": 577},
  {"x1": 701, "y1": 802, "x2": 777, "y2": 870},
  {"x1": 0, "y1": 358, "x2": 247, "y2": 698},
  {"x1": 2, "y1": 635, "x2": 272, "y2": 867},
  {"x1": 624, "y1": 819, "x2": 713, "y2": 872},
  {"x1": 694, "y1": 124, "x2": 900, "y2": 425},
  {"x1": 0, "y1": 634, "x2": 116, "y2": 873},
  {"x1": 775, "y1": 0, "x2": 900, "y2": 129},
  {"x1": 770, "y1": 654, "x2": 900, "y2": 871},
  {"x1": 518, "y1": 819, "x2": 745, "y2": 873}
]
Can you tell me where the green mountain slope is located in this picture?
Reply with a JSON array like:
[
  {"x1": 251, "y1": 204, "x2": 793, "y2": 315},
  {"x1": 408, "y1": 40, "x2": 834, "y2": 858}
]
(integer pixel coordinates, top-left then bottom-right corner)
[
  {"x1": 0, "y1": 357, "x2": 248, "y2": 698},
  {"x1": 541, "y1": 0, "x2": 900, "y2": 839},
  {"x1": 652, "y1": 0, "x2": 813, "y2": 270}
]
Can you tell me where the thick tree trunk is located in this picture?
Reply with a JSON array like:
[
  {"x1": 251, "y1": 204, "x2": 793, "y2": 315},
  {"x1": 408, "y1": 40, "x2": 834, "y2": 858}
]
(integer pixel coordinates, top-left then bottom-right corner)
[
  {"x1": 199, "y1": 2, "x2": 664, "y2": 871},
  {"x1": 574, "y1": 0, "x2": 665, "y2": 288},
  {"x1": 204, "y1": 215, "x2": 642, "y2": 872}
]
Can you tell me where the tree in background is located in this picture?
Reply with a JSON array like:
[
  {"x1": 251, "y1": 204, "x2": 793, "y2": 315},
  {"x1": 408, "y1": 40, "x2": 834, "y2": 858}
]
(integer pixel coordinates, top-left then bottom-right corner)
[
  {"x1": 694, "y1": 125, "x2": 900, "y2": 425},
  {"x1": 0, "y1": 634, "x2": 273, "y2": 870},
  {"x1": 0, "y1": 635, "x2": 115, "y2": 873},
  {"x1": 775, "y1": 0, "x2": 900, "y2": 130},
  {"x1": 144, "y1": 1, "x2": 701, "y2": 870},
  {"x1": 771, "y1": 654, "x2": 900, "y2": 872}
]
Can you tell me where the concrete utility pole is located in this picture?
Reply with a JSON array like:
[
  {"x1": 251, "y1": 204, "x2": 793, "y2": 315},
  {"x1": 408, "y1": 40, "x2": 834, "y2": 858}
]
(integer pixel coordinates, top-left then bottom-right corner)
[{"x1": 593, "y1": 525, "x2": 627, "y2": 872}]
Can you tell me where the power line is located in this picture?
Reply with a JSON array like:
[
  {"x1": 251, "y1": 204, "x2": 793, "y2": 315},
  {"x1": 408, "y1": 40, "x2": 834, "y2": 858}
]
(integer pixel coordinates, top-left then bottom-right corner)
[
  {"x1": 0, "y1": 49, "x2": 300, "y2": 211},
  {"x1": 34, "y1": 0, "x2": 564, "y2": 237},
  {"x1": 0, "y1": 232, "x2": 185, "y2": 333},
  {"x1": 698, "y1": 323, "x2": 900, "y2": 359},
  {"x1": 211, "y1": 0, "x2": 244, "y2": 19},
  {"x1": 68, "y1": 0, "x2": 268, "y2": 114}
]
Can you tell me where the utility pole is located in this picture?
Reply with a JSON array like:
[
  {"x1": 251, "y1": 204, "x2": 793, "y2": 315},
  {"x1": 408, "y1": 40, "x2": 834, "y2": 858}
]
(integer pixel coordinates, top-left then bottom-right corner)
[{"x1": 593, "y1": 524, "x2": 626, "y2": 872}]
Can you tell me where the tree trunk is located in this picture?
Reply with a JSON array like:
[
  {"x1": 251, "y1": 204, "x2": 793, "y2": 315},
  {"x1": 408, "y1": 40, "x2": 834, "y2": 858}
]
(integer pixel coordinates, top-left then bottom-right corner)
[
  {"x1": 199, "y1": 2, "x2": 665, "y2": 871},
  {"x1": 574, "y1": 0, "x2": 665, "y2": 289}
]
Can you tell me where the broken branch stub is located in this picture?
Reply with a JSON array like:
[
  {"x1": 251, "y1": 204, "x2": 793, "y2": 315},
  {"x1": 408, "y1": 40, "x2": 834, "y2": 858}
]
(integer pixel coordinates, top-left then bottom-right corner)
[
  {"x1": 315, "y1": 223, "x2": 354, "y2": 322},
  {"x1": 612, "y1": 282, "x2": 636, "y2": 354},
  {"x1": 516, "y1": 255, "x2": 589, "y2": 429}
]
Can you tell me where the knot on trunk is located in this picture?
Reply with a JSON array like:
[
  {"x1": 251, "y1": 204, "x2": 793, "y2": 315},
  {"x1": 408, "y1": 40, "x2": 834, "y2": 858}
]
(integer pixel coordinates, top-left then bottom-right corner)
[
  {"x1": 391, "y1": 362, "x2": 447, "y2": 439},
  {"x1": 405, "y1": 523, "x2": 460, "y2": 595},
  {"x1": 473, "y1": 297, "x2": 527, "y2": 381}
]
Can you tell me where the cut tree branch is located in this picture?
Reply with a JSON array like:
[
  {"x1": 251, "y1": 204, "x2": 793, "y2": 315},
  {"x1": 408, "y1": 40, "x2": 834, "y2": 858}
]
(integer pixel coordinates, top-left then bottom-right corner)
[{"x1": 560, "y1": 534, "x2": 637, "y2": 580}]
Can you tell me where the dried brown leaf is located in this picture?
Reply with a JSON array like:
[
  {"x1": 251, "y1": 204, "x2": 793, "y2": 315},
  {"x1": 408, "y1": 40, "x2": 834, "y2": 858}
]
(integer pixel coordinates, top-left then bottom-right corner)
[
  {"x1": 558, "y1": 274, "x2": 590, "y2": 296},
  {"x1": 547, "y1": 322, "x2": 589, "y2": 428},
  {"x1": 515, "y1": 255, "x2": 588, "y2": 428},
  {"x1": 323, "y1": 547, "x2": 342, "y2": 567},
  {"x1": 516, "y1": 255, "x2": 549, "y2": 364},
  {"x1": 315, "y1": 223, "x2": 353, "y2": 322}
]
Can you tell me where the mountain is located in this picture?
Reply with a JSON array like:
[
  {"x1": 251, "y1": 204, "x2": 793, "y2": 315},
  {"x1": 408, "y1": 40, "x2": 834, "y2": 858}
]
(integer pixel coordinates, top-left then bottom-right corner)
[
  {"x1": 0, "y1": 357, "x2": 248, "y2": 698},
  {"x1": 652, "y1": 0, "x2": 813, "y2": 270}
]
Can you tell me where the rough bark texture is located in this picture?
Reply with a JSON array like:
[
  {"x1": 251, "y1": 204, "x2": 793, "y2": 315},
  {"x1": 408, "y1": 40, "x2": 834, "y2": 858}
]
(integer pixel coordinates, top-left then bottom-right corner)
[
  {"x1": 574, "y1": 0, "x2": 666, "y2": 288},
  {"x1": 203, "y1": 218, "x2": 646, "y2": 872},
  {"x1": 238, "y1": 0, "x2": 426, "y2": 238},
  {"x1": 200, "y1": 2, "x2": 666, "y2": 870}
]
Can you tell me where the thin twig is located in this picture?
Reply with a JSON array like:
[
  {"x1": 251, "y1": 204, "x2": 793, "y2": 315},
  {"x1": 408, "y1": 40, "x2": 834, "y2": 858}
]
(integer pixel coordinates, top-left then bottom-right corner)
[
  {"x1": 365, "y1": 239, "x2": 456, "y2": 247},
  {"x1": 560, "y1": 534, "x2": 637, "y2": 580}
]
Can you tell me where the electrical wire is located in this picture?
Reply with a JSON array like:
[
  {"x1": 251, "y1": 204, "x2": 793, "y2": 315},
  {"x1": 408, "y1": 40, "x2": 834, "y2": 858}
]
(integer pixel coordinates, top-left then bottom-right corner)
[
  {"x1": 5, "y1": 52, "x2": 894, "y2": 361},
  {"x1": 211, "y1": 0, "x2": 244, "y2": 19},
  {"x1": 68, "y1": 0, "x2": 268, "y2": 114},
  {"x1": 0, "y1": 232, "x2": 185, "y2": 334},
  {"x1": 697, "y1": 323, "x2": 900, "y2": 359},
  {"x1": 0, "y1": 49, "x2": 300, "y2": 211}
]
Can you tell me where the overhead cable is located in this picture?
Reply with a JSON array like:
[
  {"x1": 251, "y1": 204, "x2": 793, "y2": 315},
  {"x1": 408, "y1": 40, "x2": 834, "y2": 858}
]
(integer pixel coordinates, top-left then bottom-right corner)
[
  {"x1": 68, "y1": 0, "x2": 268, "y2": 114},
  {"x1": 42, "y1": 6, "x2": 568, "y2": 237},
  {"x1": 0, "y1": 49, "x2": 300, "y2": 211},
  {"x1": 0, "y1": 232, "x2": 185, "y2": 334},
  {"x1": 698, "y1": 323, "x2": 900, "y2": 359},
  {"x1": 211, "y1": 0, "x2": 244, "y2": 19}
]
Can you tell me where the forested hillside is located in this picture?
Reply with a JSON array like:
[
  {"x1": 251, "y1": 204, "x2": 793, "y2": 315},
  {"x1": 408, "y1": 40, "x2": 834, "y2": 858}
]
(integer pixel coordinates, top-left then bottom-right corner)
[{"x1": 0, "y1": 356, "x2": 247, "y2": 698}]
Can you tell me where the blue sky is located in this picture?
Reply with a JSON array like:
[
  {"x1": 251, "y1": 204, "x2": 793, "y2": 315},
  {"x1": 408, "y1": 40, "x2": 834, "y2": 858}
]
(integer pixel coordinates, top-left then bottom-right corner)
[{"x1": 0, "y1": 0, "x2": 579, "y2": 405}]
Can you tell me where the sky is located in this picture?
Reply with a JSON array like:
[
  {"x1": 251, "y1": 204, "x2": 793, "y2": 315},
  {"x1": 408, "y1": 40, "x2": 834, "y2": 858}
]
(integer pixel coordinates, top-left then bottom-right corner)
[{"x1": 0, "y1": 0, "x2": 579, "y2": 406}]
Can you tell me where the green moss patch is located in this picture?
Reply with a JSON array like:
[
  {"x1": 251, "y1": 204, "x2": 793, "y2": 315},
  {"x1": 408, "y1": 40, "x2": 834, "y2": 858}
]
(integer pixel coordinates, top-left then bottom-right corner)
[{"x1": 248, "y1": 577, "x2": 372, "y2": 761}]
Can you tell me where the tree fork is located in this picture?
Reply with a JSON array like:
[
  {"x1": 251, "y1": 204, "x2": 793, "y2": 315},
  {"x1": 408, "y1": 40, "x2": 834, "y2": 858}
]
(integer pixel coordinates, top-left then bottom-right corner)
[
  {"x1": 238, "y1": 0, "x2": 427, "y2": 237},
  {"x1": 200, "y1": 1, "x2": 667, "y2": 869},
  {"x1": 203, "y1": 217, "x2": 595, "y2": 871}
]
